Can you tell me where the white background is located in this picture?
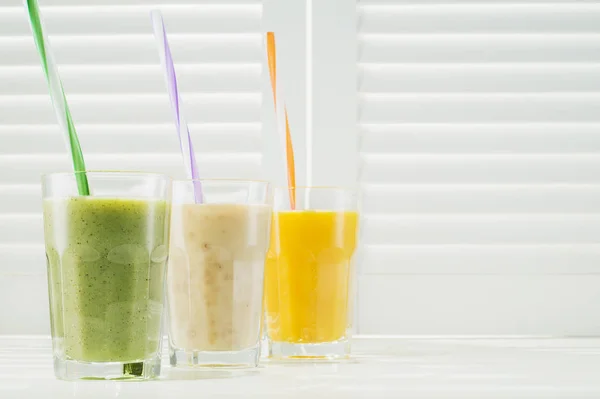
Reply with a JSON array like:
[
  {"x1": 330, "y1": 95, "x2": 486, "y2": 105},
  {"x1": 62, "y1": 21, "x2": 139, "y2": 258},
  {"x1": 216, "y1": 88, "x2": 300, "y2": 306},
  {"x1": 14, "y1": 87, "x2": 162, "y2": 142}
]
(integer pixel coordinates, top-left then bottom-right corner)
[
  {"x1": 1, "y1": 0, "x2": 600, "y2": 336},
  {"x1": 357, "y1": 0, "x2": 600, "y2": 335}
]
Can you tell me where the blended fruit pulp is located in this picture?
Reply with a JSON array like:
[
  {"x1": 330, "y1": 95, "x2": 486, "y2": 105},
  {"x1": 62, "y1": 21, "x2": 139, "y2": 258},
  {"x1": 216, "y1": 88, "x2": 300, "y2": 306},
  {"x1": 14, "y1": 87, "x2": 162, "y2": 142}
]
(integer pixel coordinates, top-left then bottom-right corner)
[
  {"x1": 43, "y1": 197, "x2": 169, "y2": 363},
  {"x1": 167, "y1": 203, "x2": 271, "y2": 352},
  {"x1": 264, "y1": 210, "x2": 358, "y2": 344}
]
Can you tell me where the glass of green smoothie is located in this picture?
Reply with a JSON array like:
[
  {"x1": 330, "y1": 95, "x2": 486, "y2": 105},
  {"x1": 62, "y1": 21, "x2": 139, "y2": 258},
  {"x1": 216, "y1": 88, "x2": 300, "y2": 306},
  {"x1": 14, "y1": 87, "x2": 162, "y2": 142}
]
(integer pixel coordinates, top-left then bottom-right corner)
[{"x1": 42, "y1": 171, "x2": 171, "y2": 381}]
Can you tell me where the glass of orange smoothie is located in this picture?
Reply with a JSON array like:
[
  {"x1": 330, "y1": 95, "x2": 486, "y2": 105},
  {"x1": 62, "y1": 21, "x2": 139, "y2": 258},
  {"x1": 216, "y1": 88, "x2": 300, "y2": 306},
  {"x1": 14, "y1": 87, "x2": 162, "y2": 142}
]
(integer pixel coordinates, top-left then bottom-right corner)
[{"x1": 264, "y1": 187, "x2": 359, "y2": 360}]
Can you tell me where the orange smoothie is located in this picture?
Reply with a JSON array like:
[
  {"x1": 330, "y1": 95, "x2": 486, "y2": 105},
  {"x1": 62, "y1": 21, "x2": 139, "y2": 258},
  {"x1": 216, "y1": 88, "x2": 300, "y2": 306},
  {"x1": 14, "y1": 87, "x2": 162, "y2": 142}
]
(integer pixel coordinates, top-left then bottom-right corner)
[{"x1": 264, "y1": 210, "x2": 358, "y2": 344}]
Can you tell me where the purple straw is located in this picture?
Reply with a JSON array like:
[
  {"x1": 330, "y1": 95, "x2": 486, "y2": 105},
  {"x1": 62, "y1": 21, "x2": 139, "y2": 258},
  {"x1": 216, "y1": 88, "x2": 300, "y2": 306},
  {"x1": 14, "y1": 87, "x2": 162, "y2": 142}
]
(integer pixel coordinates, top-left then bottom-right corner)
[{"x1": 151, "y1": 10, "x2": 202, "y2": 203}]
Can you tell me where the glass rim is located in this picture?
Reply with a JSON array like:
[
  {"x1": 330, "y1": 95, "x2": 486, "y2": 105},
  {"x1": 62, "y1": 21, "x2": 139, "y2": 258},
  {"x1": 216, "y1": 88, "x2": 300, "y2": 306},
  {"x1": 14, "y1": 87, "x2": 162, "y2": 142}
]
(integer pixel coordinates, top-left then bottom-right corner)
[
  {"x1": 41, "y1": 170, "x2": 172, "y2": 179},
  {"x1": 173, "y1": 178, "x2": 270, "y2": 184},
  {"x1": 274, "y1": 185, "x2": 357, "y2": 191}
]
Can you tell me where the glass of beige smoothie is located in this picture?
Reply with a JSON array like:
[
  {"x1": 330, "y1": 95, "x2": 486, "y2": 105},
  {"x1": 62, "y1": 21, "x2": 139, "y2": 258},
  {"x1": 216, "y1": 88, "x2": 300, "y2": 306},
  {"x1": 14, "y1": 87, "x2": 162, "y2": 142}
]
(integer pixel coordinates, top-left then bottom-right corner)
[{"x1": 167, "y1": 179, "x2": 272, "y2": 368}]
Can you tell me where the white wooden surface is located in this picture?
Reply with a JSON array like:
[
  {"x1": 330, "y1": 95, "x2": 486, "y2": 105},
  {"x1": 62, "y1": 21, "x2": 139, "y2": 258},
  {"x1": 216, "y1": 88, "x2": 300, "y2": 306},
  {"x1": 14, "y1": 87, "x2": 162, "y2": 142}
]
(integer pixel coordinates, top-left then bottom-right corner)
[{"x1": 2, "y1": 336, "x2": 600, "y2": 398}]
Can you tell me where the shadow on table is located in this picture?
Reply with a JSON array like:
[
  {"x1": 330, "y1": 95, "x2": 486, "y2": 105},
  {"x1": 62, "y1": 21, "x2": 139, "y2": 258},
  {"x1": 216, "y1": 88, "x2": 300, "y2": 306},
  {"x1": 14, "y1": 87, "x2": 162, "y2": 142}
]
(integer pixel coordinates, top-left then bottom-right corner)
[{"x1": 161, "y1": 366, "x2": 261, "y2": 381}]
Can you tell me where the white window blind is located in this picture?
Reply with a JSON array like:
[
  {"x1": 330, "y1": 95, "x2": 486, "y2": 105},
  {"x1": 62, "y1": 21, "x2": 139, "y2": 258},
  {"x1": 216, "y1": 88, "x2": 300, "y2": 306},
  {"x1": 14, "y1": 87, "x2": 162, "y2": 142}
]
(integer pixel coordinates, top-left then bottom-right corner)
[
  {"x1": 0, "y1": 0, "x2": 262, "y2": 334},
  {"x1": 358, "y1": 0, "x2": 600, "y2": 335}
]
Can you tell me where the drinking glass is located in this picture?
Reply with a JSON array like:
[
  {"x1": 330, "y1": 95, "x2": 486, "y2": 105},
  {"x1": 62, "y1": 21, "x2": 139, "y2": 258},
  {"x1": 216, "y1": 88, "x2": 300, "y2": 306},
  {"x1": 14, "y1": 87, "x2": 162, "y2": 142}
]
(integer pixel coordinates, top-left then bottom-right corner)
[
  {"x1": 264, "y1": 187, "x2": 359, "y2": 359},
  {"x1": 42, "y1": 171, "x2": 171, "y2": 380},
  {"x1": 167, "y1": 179, "x2": 272, "y2": 368}
]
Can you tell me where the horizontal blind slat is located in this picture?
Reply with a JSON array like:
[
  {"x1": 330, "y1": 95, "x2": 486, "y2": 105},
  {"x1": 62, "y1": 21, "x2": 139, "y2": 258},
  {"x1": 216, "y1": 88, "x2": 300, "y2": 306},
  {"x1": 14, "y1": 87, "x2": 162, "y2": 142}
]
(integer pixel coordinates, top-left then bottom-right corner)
[
  {"x1": 0, "y1": 123, "x2": 260, "y2": 154},
  {"x1": 0, "y1": 187, "x2": 41, "y2": 215},
  {"x1": 0, "y1": 154, "x2": 262, "y2": 184},
  {"x1": 0, "y1": 94, "x2": 260, "y2": 124},
  {"x1": 0, "y1": 64, "x2": 261, "y2": 94},
  {"x1": 359, "y1": 0, "x2": 599, "y2": 4},
  {"x1": 364, "y1": 214, "x2": 600, "y2": 245},
  {"x1": 361, "y1": 154, "x2": 600, "y2": 184},
  {"x1": 0, "y1": 245, "x2": 44, "y2": 274},
  {"x1": 0, "y1": 215, "x2": 48, "y2": 244},
  {"x1": 360, "y1": 94, "x2": 600, "y2": 123},
  {"x1": 360, "y1": 4, "x2": 600, "y2": 34},
  {"x1": 360, "y1": 34, "x2": 600, "y2": 63},
  {"x1": 0, "y1": 275, "x2": 48, "y2": 334},
  {"x1": 360, "y1": 64, "x2": 600, "y2": 93},
  {"x1": 0, "y1": 35, "x2": 261, "y2": 65},
  {"x1": 360, "y1": 123, "x2": 600, "y2": 153},
  {"x1": 364, "y1": 244, "x2": 600, "y2": 274},
  {"x1": 363, "y1": 184, "x2": 600, "y2": 213},
  {"x1": 0, "y1": 5, "x2": 261, "y2": 35},
  {"x1": 0, "y1": 0, "x2": 260, "y2": 5}
]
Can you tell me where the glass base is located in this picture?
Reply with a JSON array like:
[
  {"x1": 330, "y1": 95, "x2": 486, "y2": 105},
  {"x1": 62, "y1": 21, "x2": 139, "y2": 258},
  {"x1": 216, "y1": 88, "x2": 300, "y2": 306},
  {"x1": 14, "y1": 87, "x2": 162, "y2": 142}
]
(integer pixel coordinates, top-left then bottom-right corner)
[
  {"x1": 169, "y1": 344, "x2": 260, "y2": 368},
  {"x1": 53, "y1": 355, "x2": 161, "y2": 381},
  {"x1": 260, "y1": 335, "x2": 269, "y2": 359},
  {"x1": 268, "y1": 338, "x2": 350, "y2": 361}
]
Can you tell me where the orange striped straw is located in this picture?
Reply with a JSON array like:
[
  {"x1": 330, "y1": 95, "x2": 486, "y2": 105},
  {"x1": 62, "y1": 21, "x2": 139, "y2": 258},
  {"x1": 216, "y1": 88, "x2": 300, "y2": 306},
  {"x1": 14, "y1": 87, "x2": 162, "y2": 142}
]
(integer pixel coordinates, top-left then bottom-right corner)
[{"x1": 266, "y1": 32, "x2": 296, "y2": 210}]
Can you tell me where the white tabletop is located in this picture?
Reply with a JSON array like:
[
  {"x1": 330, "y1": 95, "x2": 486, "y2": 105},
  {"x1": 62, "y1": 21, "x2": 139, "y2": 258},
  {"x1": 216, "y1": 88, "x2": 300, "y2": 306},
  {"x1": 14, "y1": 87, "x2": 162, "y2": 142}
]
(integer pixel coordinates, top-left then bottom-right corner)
[{"x1": 1, "y1": 336, "x2": 600, "y2": 398}]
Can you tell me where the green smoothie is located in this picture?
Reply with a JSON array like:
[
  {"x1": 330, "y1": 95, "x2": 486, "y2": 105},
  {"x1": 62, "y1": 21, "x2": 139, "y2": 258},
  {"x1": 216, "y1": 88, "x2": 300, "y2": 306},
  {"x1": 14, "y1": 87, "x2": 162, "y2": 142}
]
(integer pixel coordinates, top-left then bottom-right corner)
[{"x1": 43, "y1": 197, "x2": 169, "y2": 363}]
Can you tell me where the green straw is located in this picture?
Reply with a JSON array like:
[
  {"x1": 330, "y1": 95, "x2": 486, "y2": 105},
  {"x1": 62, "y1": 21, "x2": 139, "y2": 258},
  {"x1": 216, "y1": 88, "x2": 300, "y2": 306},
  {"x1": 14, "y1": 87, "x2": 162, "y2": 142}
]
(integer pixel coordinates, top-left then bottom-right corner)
[{"x1": 25, "y1": 0, "x2": 89, "y2": 195}]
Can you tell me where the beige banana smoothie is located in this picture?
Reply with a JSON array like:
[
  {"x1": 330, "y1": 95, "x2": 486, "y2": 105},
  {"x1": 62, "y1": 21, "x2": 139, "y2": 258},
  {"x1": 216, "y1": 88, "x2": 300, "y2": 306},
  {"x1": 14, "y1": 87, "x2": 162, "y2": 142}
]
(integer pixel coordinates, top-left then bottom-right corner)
[{"x1": 167, "y1": 203, "x2": 271, "y2": 353}]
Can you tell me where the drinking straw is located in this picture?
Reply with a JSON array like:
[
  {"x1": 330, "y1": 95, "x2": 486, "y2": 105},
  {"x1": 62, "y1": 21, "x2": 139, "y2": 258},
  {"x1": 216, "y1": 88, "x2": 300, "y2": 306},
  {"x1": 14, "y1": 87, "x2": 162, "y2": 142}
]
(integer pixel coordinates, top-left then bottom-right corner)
[
  {"x1": 151, "y1": 10, "x2": 203, "y2": 203},
  {"x1": 25, "y1": 0, "x2": 89, "y2": 195},
  {"x1": 266, "y1": 32, "x2": 297, "y2": 210}
]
